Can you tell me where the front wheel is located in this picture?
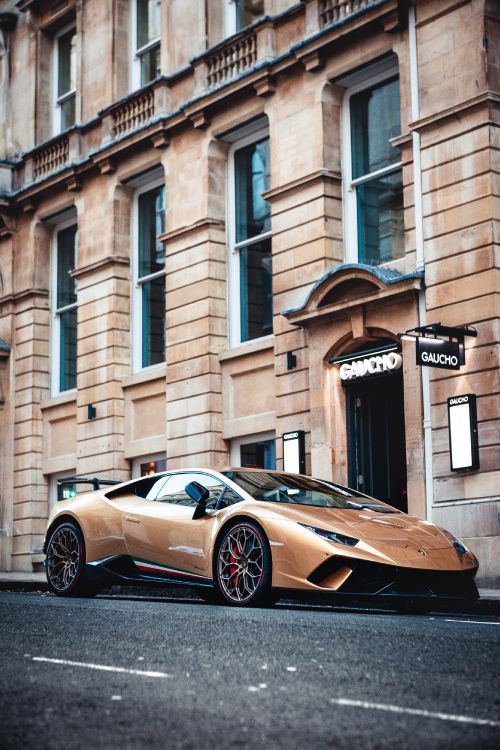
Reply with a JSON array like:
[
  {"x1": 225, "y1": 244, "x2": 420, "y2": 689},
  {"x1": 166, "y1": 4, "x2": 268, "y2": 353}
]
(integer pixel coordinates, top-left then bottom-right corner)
[
  {"x1": 45, "y1": 521, "x2": 97, "y2": 597},
  {"x1": 215, "y1": 522, "x2": 273, "y2": 607}
]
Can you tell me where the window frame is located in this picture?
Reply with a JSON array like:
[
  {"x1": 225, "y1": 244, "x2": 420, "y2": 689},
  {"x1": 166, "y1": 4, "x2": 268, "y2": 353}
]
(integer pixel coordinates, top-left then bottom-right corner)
[
  {"x1": 230, "y1": 431, "x2": 276, "y2": 468},
  {"x1": 225, "y1": 0, "x2": 265, "y2": 36},
  {"x1": 52, "y1": 21, "x2": 77, "y2": 135},
  {"x1": 131, "y1": 178, "x2": 166, "y2": 373},
  {"x1": 50, "y1": 219, "x2": 78, "y2": 396},
  {"x1": 227, "y1": 127, "x2": 272, "y2": 348},
  {"x1": 131, "y1": 0, "x2": 161, "y2": 90},
  {"x1": 342, "y1": 67, "x2": 403, "y2": 265},
  {"x1": 49, "y1": 470, "x2": 77, "y2": 511},
  {"x1": 131, "y1": 453, "x2": 167, "y2": 479}
]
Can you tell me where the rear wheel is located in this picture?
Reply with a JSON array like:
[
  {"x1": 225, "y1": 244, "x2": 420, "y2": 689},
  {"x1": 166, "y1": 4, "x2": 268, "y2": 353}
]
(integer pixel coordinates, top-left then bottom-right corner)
[
  {"x1": 215, "y1": 522, "x2": 273, "y2": 607},
  {"x1": 45, "y1": 521, "x2": 97, "y2": 597}
]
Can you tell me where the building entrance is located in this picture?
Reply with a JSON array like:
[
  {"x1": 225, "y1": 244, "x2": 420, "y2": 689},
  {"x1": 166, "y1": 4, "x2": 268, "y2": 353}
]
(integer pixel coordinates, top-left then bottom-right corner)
[{"x1": 346, "y1": 370, "x2": 407, "y2": 512}]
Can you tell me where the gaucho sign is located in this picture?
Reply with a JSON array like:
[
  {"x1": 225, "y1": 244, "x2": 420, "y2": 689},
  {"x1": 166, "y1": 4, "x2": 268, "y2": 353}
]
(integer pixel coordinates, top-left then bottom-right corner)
[
  {"x1": 339, "y1": 351, "x2": 402, "y2": 381},
  {"x1": 416, "y1": 337, "x2": 461, "y2": 370}
]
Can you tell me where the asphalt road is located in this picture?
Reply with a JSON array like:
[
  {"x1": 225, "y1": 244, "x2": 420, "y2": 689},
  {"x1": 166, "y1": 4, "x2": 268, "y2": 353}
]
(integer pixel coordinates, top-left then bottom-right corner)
[{"x1": 1, "y1": 591, "x2": 499, "y2": 750}]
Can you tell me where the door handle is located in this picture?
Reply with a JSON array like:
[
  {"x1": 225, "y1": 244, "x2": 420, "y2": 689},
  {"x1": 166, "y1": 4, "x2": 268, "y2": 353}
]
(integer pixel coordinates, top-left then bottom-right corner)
[{"x1": 125, "y1": 515, "x2": 141, "y2": 524}]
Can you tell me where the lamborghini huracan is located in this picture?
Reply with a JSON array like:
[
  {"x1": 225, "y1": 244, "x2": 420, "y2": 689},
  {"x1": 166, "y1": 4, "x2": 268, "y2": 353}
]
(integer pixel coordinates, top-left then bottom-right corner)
[{"x1": 43, "y1": 468, "x2": 479, "y2": 609}]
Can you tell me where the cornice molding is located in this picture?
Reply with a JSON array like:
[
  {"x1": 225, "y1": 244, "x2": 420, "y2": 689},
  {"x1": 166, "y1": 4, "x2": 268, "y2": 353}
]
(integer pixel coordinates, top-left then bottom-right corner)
[
  {"x1": 160, "y1": 218, "x2": 225, "y2": 244},
  {"x1": 262, "y1": 169, "x2": 341, "y2": 202},
  {"x1": 70, "y1": 255, "x2": 130, "y2": 280},
  {"x1": 409, "y1": 92, "x2": 500, "y2": 134}
]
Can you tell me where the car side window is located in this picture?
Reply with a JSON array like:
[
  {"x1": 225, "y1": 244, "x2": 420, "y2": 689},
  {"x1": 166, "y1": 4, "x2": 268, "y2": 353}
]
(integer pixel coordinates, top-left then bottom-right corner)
[
  {"x1": 156, "y1": 473, "x2": 226, "y2": 508},
  {"x1": 217, "y1": 486, "x2": 244, "y2": 509},
  {"x1": 144, "y1": 475, "x2": 170, "y2": 501}
]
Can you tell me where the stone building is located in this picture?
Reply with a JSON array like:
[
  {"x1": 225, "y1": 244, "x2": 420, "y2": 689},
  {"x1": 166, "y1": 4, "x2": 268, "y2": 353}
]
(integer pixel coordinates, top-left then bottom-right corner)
[{"x1": 0, "y1": 0, "x2": 498, "y2": 584}]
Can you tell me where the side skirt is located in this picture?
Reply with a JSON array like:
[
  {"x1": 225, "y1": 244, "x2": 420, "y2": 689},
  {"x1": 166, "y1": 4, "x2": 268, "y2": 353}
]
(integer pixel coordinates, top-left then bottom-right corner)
[{"x1": 85, "y1": 555, "x2": 215, "y2": 590}]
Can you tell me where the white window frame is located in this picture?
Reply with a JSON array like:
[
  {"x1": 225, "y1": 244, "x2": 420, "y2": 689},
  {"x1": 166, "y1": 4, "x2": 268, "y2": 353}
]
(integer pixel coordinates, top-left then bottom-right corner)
[
  {"x1": 131, "y1": 452, "x2": 167, "y2": 479},
  {"x1": 50, "y1": 219, "x2": 78, "y2": 396},
  {"x1": 52, "y1": 22, "x2": 76, "y2": 135},
  {"x1": 225, "y1": 0, "x2": 265, "y2": 36},
  {"x1": 230, "y1": 431, "x2": 276, "y2": 467},
  {"x1": 49, "y1": 471, "x2": 77, "y2": 512},
  {"x1": 342, "y1": 66, "x2": 402, "y2": 265},
  {"x1": 131, "y1": 178, "x2": 166, "y2": 373},
  {"x1": 130, "y1": 0, "x2": 161, "y2": 91},
  {"x1": 227, "y1": 126, "x2": 272, "y2": 348}
]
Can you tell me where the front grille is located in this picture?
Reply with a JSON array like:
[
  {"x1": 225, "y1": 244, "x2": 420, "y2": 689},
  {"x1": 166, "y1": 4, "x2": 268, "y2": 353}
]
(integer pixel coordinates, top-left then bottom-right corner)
[{"x1": 308, "y1": 556, "x2": 478, "y2": 599}]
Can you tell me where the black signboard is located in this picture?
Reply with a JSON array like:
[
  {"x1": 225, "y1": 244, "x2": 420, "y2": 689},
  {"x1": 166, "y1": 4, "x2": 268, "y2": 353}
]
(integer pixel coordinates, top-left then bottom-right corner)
[{"x1": 416, "y1": 337, "x2": 461, "y2": 370}]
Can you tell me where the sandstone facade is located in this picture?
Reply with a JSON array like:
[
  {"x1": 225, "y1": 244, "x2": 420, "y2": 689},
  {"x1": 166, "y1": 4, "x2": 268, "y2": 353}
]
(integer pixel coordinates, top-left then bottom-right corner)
[{"x1": 0, "y1": 0, "x2": 498, "y2": 584}]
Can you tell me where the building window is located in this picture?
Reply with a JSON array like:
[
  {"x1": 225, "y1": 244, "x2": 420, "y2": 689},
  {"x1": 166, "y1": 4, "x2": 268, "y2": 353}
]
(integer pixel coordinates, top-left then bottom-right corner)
[
  {"x1": 229, "y1": 131, "x2": 272, "y2": 346},
  {"x1": 230, "y1": 433, "x2": 276, "y2": 469},
  {"x1": 133, "y1": 183, "x2": 165, "y2": 371},
  {"x1": 344, "y1": 75, "x2": 403, "y2": 265},
  {"x1": 51, "y1": 224, "x2": 77, "y2": 394},
  {"x1": 132, "y1": 0, "x2": 161, "y2": 88},
  {"x1": 132, "y1": 454, "x2": 167, "y2": 478},
  {"x1": 49, "y1": 472, "x2": 77, "y2": 510},
  {"x1": 54, "y1": 25, "x2": 76, "y2": 133},
  {"x1": 226, "y1": 0, "x2": 265, "y2": 35}
]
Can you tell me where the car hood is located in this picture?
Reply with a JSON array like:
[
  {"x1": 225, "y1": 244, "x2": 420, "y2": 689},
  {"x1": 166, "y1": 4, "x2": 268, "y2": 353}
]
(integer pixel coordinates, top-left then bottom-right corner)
[{"x1": 262, "y1": 504, "x2": 452, "y2": 550}]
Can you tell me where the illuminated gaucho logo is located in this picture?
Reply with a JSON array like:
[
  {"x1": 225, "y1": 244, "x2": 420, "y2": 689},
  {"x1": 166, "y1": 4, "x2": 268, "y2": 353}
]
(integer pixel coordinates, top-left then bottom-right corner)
[{"x1": 339, "y1": 352, "x2": 403, "y2": 381}]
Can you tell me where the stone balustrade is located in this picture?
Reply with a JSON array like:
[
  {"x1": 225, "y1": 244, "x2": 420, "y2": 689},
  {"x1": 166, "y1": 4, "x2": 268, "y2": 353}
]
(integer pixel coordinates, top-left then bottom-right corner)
[
  {"x1": 206, "y1": 30, "x2": 257, "y2": 89},
  {"x1": 33, "y1": 135, "x2": 69, "y2": 180},
  {"x1": 319, "y1": 0, "x2": 375, "y2": 27},
  {"x1": 112, "y1": 89, "x2": 155, "y2": 137}
]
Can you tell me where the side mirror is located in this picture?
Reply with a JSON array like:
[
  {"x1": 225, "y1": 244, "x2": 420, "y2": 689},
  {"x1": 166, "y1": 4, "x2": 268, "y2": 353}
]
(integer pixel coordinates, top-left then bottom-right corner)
[{"x1": 185, "y1": 481, "x2": 210, "y2": 520}]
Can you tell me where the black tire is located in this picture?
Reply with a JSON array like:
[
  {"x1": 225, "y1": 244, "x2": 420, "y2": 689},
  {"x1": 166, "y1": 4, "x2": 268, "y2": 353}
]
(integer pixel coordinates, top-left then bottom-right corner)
[
  {"x1": 214, "y1": 521, "x2": 273, "y2": 607},
  {"x1": 45, "y1": 521, "x2": 98, "y2": 597}
]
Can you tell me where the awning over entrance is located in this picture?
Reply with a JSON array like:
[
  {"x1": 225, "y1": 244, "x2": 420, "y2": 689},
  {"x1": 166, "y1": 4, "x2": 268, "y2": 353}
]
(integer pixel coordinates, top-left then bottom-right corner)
[{"x1": 281, "y1": 263, "x2": 424, "y2": 327}]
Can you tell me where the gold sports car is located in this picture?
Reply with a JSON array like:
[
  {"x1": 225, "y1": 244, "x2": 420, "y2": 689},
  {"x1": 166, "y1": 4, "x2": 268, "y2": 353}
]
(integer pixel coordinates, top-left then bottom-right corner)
[{"x1": 43, "y1": 468, "x2": 479, "y2": 610}]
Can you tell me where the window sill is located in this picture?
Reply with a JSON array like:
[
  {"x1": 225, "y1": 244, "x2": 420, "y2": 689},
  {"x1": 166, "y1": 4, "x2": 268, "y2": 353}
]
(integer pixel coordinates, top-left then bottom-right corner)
[
  {"x1": 41, "y1": 390, "x2": 77, "y2": 411},
  {"x1": 218, "y1": 335, "x2": 274, "y2": 363},
  {"x1": 122, "y1": 364, "x2": 167, "y2": 389}
]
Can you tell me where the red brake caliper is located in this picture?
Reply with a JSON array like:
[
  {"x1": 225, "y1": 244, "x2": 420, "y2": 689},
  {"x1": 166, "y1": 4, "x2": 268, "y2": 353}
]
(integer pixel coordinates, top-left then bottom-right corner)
[{"x1": 229, "y1": 545, "x2": 239, "y2": 589}]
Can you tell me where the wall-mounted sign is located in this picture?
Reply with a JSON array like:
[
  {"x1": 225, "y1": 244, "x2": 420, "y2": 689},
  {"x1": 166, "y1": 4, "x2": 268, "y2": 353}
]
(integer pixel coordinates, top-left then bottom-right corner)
[
  {"x1": 447, "y1": 394, "x2": 479, "y2": 472},
  {"x1": 339, "y1": 351, "x2": 402, "y2": 381},
  {"x1": 416, "y1": 337, "x2": 461, "y2": 370},
  {"x1": 283, "y1": 430, "x2": 305, "y2": 474}
]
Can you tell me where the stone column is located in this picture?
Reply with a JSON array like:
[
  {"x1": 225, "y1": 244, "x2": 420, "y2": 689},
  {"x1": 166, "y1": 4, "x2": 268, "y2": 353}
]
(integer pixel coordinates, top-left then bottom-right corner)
[
  {"x1": 160, "y1": 138, "x2": 228, "y2": 468},
  {"x1": 266, "y1": 76, "x2": 343, "y2": 470},
  {"x1": 72, "y1": 175, "x2": 131, "y2": 481}
]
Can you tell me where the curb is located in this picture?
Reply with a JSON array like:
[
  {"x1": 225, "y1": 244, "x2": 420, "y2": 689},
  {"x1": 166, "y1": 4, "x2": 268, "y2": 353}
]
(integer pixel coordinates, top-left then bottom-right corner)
[{"x1": 1, "y1": 578, "x2": 499, "y2": 615}]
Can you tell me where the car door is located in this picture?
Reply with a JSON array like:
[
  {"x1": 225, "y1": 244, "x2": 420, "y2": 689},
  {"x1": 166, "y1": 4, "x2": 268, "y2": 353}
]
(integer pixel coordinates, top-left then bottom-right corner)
[{"x1": 122, "y1": 471, "x2": 227, "y2": 582}]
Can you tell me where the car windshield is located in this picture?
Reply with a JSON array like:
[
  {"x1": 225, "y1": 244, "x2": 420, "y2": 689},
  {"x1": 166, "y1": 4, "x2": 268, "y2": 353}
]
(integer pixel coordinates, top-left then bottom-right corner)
[{"x1": 223, "y1": 471, "x2": 398, "y2": 512}]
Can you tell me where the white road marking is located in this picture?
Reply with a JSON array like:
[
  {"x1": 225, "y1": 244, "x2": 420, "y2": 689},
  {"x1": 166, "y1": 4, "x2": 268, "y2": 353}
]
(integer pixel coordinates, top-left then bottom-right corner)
[
  {"x1": 31, "y1": 656, "x2": 171, "y2": 679},
  {"x1": 444, "y1": 619, "x2": 500, "y2": 626},
  {"x1": 329, "y1": 698, "x2": 500, "y2": 728}
]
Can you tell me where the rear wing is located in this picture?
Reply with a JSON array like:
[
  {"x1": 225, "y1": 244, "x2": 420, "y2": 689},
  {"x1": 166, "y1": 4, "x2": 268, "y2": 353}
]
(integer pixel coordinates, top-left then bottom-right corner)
[{"x1": 57, "y1": 476, "x2": 121, "y2": 493}]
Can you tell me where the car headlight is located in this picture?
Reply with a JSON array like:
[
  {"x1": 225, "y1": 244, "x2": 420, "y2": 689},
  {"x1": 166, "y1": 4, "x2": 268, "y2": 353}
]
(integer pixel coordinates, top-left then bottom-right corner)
[{"x1": 299, "y1": 523, "x2": 359, "y2": 547}]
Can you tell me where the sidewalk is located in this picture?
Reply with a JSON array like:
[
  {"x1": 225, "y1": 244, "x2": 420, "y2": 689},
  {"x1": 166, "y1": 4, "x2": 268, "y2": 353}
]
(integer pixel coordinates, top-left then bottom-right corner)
[{"x1": 1, "y1": 571, "x2": 499, "y2": 614}]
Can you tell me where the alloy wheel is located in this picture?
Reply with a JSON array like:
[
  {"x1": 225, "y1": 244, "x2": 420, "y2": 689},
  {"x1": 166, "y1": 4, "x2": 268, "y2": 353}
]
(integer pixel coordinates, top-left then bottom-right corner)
[
  {"x1": 217, "y1": 524, "x2": 265, "y2": 603},
  {"x1": 46, "y1": 525, "x2": 82, "y2": 592}
]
